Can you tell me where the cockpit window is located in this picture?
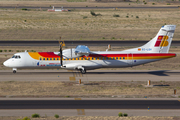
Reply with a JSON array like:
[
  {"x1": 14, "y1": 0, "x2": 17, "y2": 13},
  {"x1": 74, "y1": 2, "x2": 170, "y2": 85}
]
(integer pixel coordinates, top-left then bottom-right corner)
[{"x1": 12, "y1": 55, "x2": 21, "y2": 59}]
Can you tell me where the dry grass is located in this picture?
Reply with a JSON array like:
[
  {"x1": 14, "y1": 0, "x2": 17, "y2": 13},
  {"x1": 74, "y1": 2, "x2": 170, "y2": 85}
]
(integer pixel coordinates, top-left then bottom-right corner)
[
  {"x1": 0, "y1": 8, "x2": 180, "y2": 41},
  {"x1": 0, "y1": 116, "x2": 179, "y2": 120},
  {"x1": 0, "y1": 81, "x2": 179, "y2": 97}
]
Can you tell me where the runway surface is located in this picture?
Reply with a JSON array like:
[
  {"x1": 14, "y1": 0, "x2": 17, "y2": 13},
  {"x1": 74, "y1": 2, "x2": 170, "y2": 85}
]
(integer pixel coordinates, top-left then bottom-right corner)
[
  {"x1": 0, "y1": 100, "x2": 180, "y2": 109},
  {"x1": 0, "y1": 70, "x2": 180, "y2": 81},
  {"x1": 0, "y1": 40, "x2": 180, "y2": 46},
  {"x1": 0, "y1": 6, "x2": 179, "y2": 9}
]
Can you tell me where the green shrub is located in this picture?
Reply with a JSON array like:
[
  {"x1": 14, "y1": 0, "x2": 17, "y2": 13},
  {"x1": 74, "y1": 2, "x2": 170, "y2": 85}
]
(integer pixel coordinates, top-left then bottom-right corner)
[
  {"x1": 118, "y1": 112, "x2": 123, "y2": 117},
  {"x1": 54, "y1": 114, "x2": 59, "y2": 118},
  {"x1": 90, "y1": 11, "x2": 96, "y2": 16},
  {"x1": 83, "y1": 16, "x2": 88, "y2": 19},
  {"x1": 86, "y1": 6, "x2": 88, "y2": 7},
  {"x1": 32, "y1": 113, "x2": 40, "y2": 118},
  {"x1": 113, "y1": 14, "x2": 120, "y2": 17},
  {"x1": 152, "y1": 3, "x2": 155, "y2": 5},
  {"x1": 102, "y1": 37, "x2": 105, "y2": 39},
  {"x1": 90, "y1": 11, "x2": 102, "y2": 16},
  {"x1": 167, "y1": 3, "x2": 170, "y2": 5},
  {"x1": 4, "y1": 50, "x2": 7, "y2": 52},
  {"x1": 136, "y1": 16, "x2": 139, "y2": 18},
  {"x1": 22, "y1": 117, "x2": 31, "y2": 120},
  {"x1": 123, "y1": 113, "x2": 128, "y2": 117},
  {"x1": 112, "y1": 37, "x2": 115, "y2": 39},
  {"x1": 144, "y1": 2, "x2": 147, "y2": 4},
  {"x1": 21, "y1": 8, "x2": 27, "y2": 10},
  {"x1": 0, "y1": 50, "x2": 2, "y2": 52},
  {"x1": 8, "y1": 50, "x2": 12, "y2": 52},
  {"x1": 31, "y1": 50, "x2": 36, "y2": 52},
  {"x1": 24, "y1": 20, "x2": 26, "y2": 22},
  {"x1": 96, "y1": 13, "x2": 102, "y2": 16},
  {"x1": 126, "y1": 16, "x2": 129, "y2": 18}
]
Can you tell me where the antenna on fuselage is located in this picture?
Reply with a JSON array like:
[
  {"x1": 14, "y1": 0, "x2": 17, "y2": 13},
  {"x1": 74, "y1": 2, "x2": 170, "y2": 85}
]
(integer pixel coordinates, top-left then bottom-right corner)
[{"x1": 59, "y1": 37, "x2": 65, "y2": 67}]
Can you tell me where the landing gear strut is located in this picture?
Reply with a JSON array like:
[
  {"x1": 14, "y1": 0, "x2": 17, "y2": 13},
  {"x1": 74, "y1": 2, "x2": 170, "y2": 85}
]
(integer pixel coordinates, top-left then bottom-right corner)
[
  {"x1": 80, "y1": 69, "x2": 86, "y2": 74},
  {"x1": 13, "y1": 68, "x2": 17, "y2": 74}
]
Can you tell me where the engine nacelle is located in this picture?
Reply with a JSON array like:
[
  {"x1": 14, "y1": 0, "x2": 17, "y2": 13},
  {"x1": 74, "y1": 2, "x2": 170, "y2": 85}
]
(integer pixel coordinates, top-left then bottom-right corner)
[{"x1": 63, "y1": 48, "x2": 81, "y2": 59}]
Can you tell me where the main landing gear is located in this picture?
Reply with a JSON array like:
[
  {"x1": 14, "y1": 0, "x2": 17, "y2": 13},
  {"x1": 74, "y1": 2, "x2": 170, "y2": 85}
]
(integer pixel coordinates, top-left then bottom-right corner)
[
  {"x1": 77, "y1": 66, "x2": 86, "y2": 74},
  {"x1": 80, "y1": 69, "x2": 86, "y2": 74}
]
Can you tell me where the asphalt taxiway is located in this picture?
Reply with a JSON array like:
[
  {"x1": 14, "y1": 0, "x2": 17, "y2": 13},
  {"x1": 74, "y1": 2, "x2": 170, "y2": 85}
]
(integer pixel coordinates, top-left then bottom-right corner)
[
  {"x1": 0, "y1": 99, "x2": 180, "y2": 109},
  {"x1": 0, "y1": 98, "x2": 180, "y2": 116},
  {"x1": 0, "y1": 41, "x2": 180, "y2": 46},
  {"x1": 0, "y1": 70, "x2": 180, "y2": 81}
]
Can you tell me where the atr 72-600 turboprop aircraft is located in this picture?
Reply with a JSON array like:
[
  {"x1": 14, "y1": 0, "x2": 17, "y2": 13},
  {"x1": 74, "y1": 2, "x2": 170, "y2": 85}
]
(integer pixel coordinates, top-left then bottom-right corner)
[{"x1": 3, "y1": 25, "x2": 176, "y2": 74}]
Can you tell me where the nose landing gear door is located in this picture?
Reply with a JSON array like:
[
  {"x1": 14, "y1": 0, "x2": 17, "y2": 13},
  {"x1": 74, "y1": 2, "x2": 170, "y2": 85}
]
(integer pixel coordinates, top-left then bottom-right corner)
[{"x1": 128, "y1": 53, "x2": 133, "y2": 67}]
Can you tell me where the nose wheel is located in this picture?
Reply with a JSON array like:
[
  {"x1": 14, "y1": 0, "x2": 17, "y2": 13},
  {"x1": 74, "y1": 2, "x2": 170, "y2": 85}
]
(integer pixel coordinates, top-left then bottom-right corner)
[
  {"x1": 13, "y1": 68, "x2": 17, "y2": 73},
  {"x1": 13, "y1": 70, "x2": 16, "y2": 73}
]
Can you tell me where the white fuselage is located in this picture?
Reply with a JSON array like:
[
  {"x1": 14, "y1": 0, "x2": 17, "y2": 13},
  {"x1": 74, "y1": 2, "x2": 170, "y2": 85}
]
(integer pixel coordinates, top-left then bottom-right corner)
[{"x1": 3, "y1": 51, "x2": 176, "y2": 71}]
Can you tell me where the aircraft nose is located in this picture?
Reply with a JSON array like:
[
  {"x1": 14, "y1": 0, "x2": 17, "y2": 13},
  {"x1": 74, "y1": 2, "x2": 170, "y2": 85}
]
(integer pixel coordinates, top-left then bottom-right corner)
[{"x1": 3, "y1": 60, "x2": 9, "y2": 67}]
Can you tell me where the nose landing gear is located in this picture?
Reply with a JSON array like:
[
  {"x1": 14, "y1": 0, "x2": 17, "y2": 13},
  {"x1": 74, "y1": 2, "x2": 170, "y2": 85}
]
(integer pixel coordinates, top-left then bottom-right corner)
[{"x1": 13, "y1": 68, "x2": 17, "y2": 74}]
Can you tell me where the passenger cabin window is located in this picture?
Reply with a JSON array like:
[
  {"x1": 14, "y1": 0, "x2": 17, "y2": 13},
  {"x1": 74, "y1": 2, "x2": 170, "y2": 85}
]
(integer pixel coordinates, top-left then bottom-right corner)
[
  {"x1": 43, "y1": 58, "x2": 45, "y2": 60},
  {"x1": 54, "y1": 58, "x2": 55, "y2": 60},
  {"x1": 40, "y1": 58, "x2": 42, "y2": 60},
  {"x1": 50, "y1": 58, "x2": 52, "y2": 60}
]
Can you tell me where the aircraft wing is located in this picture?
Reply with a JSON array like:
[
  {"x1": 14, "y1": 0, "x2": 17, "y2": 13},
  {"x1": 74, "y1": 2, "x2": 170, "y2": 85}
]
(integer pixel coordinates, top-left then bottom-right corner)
[{"x1": 74, "y1": 45, "x2": 90, "y2": 56}]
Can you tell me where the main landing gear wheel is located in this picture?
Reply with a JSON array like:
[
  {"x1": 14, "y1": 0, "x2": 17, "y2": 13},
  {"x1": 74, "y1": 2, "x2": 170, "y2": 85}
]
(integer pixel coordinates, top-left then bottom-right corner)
[
  {"x1": 13, "y1": 70, "x2": 16, "y2": 73},
  {"x1": 80, "y1": 69, "x2": 86, "y2": 74}
]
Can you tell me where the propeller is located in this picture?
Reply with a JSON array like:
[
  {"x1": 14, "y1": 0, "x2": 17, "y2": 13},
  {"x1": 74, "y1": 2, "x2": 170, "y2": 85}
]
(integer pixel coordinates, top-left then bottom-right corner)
[{"x1": 59, "y1": 37, "x2": 65, "y2": 67}]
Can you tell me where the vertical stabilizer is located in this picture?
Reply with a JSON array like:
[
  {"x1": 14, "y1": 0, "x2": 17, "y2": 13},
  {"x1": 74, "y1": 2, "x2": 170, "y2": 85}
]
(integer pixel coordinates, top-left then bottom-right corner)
[
  {"x1": 141, "y1": 25, "x2": 176, "y2": 53},
  {"x1": 123, "y1": 25, "x2": 176, "y2": 53}
]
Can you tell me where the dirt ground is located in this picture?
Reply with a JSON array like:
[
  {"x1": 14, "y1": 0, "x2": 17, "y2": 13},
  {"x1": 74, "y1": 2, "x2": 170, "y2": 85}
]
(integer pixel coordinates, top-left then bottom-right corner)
[
  {"x1": 0, "y1": 81, "x2": 179, "y2": 98},
  {"x1": 0, "y1": 116, "x2": 179, "y2": 120},
  {"x1": 0, "y1": 8, "x2": 180, "y2": 41}
]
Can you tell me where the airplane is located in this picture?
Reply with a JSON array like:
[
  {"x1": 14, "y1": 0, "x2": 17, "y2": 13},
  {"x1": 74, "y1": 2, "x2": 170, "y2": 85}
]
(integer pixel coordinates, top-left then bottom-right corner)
[{"x1": 3, "y1": 25, "x2": 176, "y2": 74}]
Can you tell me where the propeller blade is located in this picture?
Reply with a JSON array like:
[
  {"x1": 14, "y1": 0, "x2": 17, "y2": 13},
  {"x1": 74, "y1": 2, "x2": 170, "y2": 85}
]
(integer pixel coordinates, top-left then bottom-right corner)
[{"x1": 59, "y1": 37, "x2": 65, "y2": 67}]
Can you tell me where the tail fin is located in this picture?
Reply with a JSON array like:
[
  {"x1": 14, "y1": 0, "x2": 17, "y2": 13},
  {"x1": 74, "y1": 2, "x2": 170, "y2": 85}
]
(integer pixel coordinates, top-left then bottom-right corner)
[
  {"x1": 124, "y1": 25, "x2": 176, "y2": 53},
  {"x1": 141, "y1": 25, "x2": 176, "y2": 53}
]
